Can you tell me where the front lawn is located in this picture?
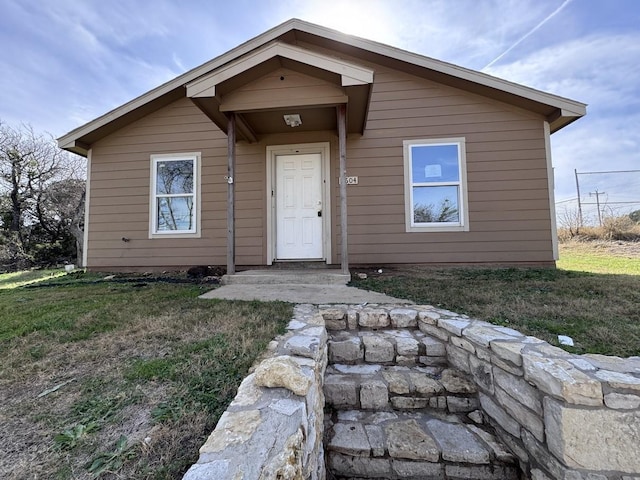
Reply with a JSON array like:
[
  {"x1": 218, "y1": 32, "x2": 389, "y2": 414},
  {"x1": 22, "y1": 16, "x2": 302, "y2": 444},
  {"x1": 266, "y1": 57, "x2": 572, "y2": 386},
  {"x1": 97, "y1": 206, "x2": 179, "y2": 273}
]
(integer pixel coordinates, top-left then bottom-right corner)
[
  {"x1": 351, "y1": 241, "x2": 640, "y2": 357},
  {"x1": 0, "y1": 270, "x2": 290, "y2": 479}
]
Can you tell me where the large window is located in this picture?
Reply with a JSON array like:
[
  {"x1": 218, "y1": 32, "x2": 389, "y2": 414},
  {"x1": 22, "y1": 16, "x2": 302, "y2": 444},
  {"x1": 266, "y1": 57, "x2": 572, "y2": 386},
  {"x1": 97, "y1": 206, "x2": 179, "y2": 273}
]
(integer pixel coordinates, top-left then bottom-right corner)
[
  {"x1": 403, "y1": 138, "x2": 468, "y2": 232},
  {"x1": 150, "y1": 153, "x2": 200, "y2": 237}
]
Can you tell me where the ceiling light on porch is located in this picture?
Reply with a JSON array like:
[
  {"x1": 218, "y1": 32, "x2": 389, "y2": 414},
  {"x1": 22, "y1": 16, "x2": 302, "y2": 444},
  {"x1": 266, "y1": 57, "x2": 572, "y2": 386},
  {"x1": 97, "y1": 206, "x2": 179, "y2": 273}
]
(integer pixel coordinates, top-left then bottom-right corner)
[{"x1": 283, "y1": 114, "x2": 302, "y2": 127}]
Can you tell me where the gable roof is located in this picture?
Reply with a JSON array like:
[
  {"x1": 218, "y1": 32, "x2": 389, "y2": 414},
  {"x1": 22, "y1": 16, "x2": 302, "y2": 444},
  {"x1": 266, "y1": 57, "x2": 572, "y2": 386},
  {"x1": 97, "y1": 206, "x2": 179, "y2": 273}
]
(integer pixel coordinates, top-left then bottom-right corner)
[{"x1": 58, "y1": 18, "x2": 586, "y2": 156}]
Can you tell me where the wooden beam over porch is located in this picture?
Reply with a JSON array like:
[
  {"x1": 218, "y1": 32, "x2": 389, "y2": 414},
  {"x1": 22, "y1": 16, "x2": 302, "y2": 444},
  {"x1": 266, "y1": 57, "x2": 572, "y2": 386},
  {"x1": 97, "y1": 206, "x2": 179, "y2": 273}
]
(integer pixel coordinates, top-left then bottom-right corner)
[{"x1": 337, "y1": 104, "x2": 349, "y2": 275}]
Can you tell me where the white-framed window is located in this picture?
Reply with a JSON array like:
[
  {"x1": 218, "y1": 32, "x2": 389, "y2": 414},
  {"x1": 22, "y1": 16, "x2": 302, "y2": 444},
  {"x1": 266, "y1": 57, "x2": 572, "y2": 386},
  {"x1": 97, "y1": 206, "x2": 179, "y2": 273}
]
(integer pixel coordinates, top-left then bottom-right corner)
[
  {"x1": 403, "y1": 138, "x2": 469, "y2": 232},
  {"x1": 149, "y1": 152, "x2": 201, "y2": 238}
]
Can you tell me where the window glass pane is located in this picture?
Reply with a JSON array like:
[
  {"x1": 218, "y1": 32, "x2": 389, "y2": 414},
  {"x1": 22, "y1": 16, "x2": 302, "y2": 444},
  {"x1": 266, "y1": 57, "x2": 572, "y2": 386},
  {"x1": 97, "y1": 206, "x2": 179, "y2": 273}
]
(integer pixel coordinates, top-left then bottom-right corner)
[
  {"x1": 156, "y1": 160, "x2": 194, "y2": 194},
  {"x1": 157, "y1": 197, "x2": 194, "y2": 231},
  {"x1": 411, "y1": 144, "x2": 459, "y2": 183},
  {"x1": 413, "y1": 185, "x2": 459, "y2": 223}
]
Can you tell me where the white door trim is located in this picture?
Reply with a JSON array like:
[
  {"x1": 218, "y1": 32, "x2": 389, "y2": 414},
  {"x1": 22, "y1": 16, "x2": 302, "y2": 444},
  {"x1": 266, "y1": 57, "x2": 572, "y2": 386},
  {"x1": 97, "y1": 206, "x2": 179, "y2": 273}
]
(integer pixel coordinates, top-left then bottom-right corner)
[{"x1": 266, "y1": 142, "x2": 331, "y2": 265}]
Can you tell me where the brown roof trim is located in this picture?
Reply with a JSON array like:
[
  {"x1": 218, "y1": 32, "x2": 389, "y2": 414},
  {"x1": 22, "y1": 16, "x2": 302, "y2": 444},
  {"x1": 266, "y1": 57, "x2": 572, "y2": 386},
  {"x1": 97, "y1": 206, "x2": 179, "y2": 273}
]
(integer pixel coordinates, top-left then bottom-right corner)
[{"x1": 58, "y1": 18, "x2": 586, "y2": 156}]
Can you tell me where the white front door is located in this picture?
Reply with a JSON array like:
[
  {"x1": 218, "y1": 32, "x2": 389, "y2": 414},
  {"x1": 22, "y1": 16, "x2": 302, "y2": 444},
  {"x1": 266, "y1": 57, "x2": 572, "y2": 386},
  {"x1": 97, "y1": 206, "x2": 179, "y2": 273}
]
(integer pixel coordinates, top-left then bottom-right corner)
[{"x1": 275, "y1": 153, "x2": 323, "y2": 259}]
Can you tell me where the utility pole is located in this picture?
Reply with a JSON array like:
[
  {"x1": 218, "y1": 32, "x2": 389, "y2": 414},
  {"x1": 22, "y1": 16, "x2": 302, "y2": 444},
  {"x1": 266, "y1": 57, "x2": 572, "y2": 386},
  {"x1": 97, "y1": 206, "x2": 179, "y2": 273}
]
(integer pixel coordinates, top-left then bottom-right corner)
[
  {"x1": 574, "y1": 169, "x2": 583, "y2": 226},
  {"x1": 589, "y1": 189, "x2": 606, "y2": 226}
]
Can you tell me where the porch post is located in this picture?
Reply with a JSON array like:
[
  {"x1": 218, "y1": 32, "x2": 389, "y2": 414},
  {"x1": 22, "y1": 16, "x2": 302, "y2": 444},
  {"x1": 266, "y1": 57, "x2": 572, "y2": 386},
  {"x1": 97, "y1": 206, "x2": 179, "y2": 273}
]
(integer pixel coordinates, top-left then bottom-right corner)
[
  {"x1": 227, "y1": 113, "x2": 236, "y2": 275},
  {"x1": 337, "y1": 104, "x2": 349, "y2": 275}
]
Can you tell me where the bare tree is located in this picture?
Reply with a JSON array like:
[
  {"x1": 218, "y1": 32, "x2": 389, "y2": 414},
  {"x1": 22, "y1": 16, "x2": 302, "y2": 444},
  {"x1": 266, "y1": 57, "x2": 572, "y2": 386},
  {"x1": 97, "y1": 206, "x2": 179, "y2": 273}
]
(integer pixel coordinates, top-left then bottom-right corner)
[{"x1": 0, "y1": 121, "x2": 86, "y2": 270}]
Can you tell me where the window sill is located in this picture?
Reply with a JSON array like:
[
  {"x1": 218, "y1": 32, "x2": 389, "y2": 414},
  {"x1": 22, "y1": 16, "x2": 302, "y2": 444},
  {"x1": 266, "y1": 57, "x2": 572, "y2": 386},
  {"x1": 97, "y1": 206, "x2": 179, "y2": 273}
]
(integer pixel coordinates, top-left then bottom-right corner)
[
  {"x1": 149, "y1": 231, "x2": 201, "y2": 239},
  {"x1": 406, "y1": 224, "x2": 469, "y2": 233}
]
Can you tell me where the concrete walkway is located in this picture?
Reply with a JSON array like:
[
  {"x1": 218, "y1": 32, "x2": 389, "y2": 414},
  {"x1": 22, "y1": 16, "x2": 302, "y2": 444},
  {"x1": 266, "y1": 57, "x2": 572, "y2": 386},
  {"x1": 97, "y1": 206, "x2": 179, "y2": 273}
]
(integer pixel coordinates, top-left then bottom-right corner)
[{"x1": 199, "y1": 283, "x2": 412, "y2": 304}]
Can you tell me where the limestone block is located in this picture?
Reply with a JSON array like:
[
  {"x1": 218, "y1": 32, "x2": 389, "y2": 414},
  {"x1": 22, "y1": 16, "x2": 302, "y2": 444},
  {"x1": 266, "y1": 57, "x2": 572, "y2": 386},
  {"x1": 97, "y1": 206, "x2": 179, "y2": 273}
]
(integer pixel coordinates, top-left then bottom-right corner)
[
  {"x1": 479, "y1": 393, "x2": 521, "y2": 438},
  {"x1": 429, "y1": 396, "x2": 447, "y2": 409},
  {"x1": 229, "y1": 373, "x2": 264, "y2": 407},
  {"x1": 419, "y1": 322, "x2": 450, "y2": 341},
  {"x1": 328, "y1": 336, "x2": 362, "y2": 363},
  {"x1": 322, "y1": 307, "x2": 346, "y2": 321},
  {"x1": 531, "y1": 468, "x2": 553, "y2": 480},
  {"x1": 495, "y1": 387, "x2": 544, "y2": 442},
  {"x1": 441, "y1": 369, "x2": 477, "y2": 394},
  {"x1": 422, "y1": 336, "x2": 446, "y2": 357},
  {"x1": 395, "y1": 355, "x2": 417, "y2": 366},
  {"x1": 183, "y1": 460, "x2": 230, "y2": 479},
  {"x1": 358, "y1": 308, "x2": 390, "y2": 328},
  {"x1": 445, "y1": 465, "x2": 519, "y2": 479},
  {"x1": 389, "y1": 308, "x2": 418, "y2": 327},
  {"x1": 469, "y1": 356, "x2": 494, "y2": 394},
  {"x1": 391, "y1": 397, "x2": 429, "y2": 409},
  {"x1": 396, "y1": 336, "x2": 420, "y2": 356},
  {"x1": 364, "y1": 424, "x2": 385, "y2": 456},
  {"x1": 447, "y1": 396, "x2": 479, "y2": 413},
  {"x1": 385, "y1": 419, "x2": 440, "y2": 461},
  {"x1": 254, "y1": 356, "x2": 311, "y2": 396},
  {"x1": 346, "y1": 309, "x2": 358, "y2": 329},
  {"x1": 451, "y1": 335, "x2": 476, "y2": 353},
  {"x1": 604, "y1": 392, "x2": 640, "y2": 409},
  {"x1": 490, "y1": 340, "x2": 526, "y2": 366},
  {"x1": 382, "y1": 370, "x2": 410, "y2": 394},
  {"x1": 284, "y1": 335, "x2": 320, "y2": 359},
  {"x1": 523, "y1": 354, "x2": 603, "y2": 406},
  {"x1": 360, "y1": 380, "x2": 389, "y2": 410},
  {"x1": 363, "y1": 335, "x2": 394, "y2": 363},
  {"x1": 328, "y1": 453, "x2": 391, "y2": 477},
  {"x1": 463, "y1": 325, "x2": 521, "y2": 348},
  {"x1": 438, "y1": 317, "x2": 471, "y2": 336},
  {"x1": 200, "y1": 410, "x2": 262, "y2": 454},
  {"x1": 419, "y1": 355, "x2": 448, "y2": 367},
  {"x1": 259, "y1": 427, "x2": 305, "y2": 479},
  {"x1": 595, "y1": 369, "x2": 640, "y2": 392},
  {"x1": 332, "y1": 363, "x2": 381, "y2": 375},
  {"x1": 544, "y1": 397, "x2": 640, "y2": 472},
  {"x1": 328, "y1": 422, "x2": 371, "y2": 456},
  {"x1": 418, "y1": 310, "x2": 441, "y2": 325},
  {"x1": 567, "y1": 357, "x2": 597, "y2": 371},
  {"x1": 521, "y1": 429, "x2": 571, "y2": 480},
  {"x1": 468, "y1": 410, "x2": 484, "y2": 424},
  {"x1": 392, "y1": 459, "x2": 444, "y2": 477},
  {"x1": 426, "y1": 419, "x2": 490, "y2": 464},
  {"x1": 466, "y1": 424, "x2": 515, "y2": 463},
  {"x1": 324, "y1": 375, "x2": 358, "y2": 407},
  {"x1": 583, "y1": 353, "x2": 640, "y2": 374},
  {"x1": 447, "y1": 345, "x2": 471, "y2": 373},
  {"x1": 491, "y1": 355, "x2": 524, "y2": 376},
  {"x1": 493, "y1": 367, "x2": 542, "y2": 415},
  {"x1": 408, "y1": 372, "x2": 443, "y2": 395}
]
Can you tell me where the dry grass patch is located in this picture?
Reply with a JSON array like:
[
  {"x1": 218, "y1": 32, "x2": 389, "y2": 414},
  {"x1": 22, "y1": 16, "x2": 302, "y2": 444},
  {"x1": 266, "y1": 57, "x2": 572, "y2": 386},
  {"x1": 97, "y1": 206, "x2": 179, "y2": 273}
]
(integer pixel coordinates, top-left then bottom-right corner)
[
  {"x1": 351, "y1": 260, "x2": 640, "y2": 357},
  {"x1": 0, "y1": 274, "x2": 291, "y2": 479}
]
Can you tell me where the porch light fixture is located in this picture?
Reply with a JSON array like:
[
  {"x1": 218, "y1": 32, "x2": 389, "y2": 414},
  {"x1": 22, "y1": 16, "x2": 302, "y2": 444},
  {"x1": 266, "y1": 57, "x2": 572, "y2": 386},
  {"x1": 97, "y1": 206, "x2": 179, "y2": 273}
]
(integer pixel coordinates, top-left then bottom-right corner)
[{"x1": 283, "y1": 114, "x2": 302, "y2": 127}]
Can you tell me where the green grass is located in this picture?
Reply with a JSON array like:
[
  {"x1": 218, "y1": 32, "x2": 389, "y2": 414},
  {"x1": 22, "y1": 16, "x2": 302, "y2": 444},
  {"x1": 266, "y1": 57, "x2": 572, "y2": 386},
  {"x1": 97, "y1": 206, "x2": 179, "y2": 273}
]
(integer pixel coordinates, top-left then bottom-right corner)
[
  {"x1": 557, "y1": 243, "x2": 640, "y2": 275},
  {"x1": 351, "y1": 245, "x2": 640, "y2": 357},
  {"x1": 0, "y1": 268, "x2": 67, "y2": 289},
  {"x1": 0, "y1": 272, "x2": 291, "y2": 479}
]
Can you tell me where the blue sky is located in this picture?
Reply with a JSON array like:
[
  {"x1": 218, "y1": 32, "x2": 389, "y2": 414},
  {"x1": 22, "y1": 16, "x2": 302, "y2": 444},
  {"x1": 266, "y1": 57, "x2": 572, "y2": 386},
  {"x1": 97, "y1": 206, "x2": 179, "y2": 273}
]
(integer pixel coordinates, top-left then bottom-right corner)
[{"x1": 1, "y1": 0, "x2": 639, "y2": 220}]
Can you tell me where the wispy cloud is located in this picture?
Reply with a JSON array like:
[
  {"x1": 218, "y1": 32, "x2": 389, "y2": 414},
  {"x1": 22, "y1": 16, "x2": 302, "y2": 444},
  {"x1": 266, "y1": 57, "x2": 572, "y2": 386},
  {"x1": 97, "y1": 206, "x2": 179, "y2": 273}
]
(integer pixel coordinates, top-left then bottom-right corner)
[{"x1": 484, "y1": 0, "x2": 573, "y2": 69}]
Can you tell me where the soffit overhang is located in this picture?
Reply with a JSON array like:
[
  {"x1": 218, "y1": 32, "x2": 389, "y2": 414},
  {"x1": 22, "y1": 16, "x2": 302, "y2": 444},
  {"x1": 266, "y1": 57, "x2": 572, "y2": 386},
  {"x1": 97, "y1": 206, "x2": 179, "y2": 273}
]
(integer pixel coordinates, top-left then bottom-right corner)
[{"x1": 58, "y1": 19, "x2": 586, "y2": 157}]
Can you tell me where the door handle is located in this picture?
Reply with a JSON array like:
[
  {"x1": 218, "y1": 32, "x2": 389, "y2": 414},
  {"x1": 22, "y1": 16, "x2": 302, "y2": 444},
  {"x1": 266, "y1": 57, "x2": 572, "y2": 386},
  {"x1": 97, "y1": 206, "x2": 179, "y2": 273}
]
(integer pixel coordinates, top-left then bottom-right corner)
[{"x1": 317, "y1": 210, "x2": 322, "y2": 217}]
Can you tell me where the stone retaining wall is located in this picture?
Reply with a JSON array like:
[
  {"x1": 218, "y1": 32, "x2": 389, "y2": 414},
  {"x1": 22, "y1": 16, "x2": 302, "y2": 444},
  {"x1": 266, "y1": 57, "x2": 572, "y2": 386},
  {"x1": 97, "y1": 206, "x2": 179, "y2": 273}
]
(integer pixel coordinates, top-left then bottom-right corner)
[
  {"x1": 183, "y1": 303, "x2": 640, "y2": 480},
  {"x1": 321, "y1": 304, "x2": 640, "y2": 480},
  {"x1": 182, "y1": 304, "x2": 328, "y2": 480}
]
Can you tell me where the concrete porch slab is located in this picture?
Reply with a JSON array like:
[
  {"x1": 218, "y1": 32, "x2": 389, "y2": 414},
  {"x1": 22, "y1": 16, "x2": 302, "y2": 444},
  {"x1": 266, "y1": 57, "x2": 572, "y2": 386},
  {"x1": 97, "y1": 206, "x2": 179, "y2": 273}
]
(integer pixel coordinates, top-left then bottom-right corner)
[
  {"x1": 199, "y1": 284, "x2": 412, "y2": 304},
  {"x1": 221, "y1": 269, "x2": 351, "y2": 285}
]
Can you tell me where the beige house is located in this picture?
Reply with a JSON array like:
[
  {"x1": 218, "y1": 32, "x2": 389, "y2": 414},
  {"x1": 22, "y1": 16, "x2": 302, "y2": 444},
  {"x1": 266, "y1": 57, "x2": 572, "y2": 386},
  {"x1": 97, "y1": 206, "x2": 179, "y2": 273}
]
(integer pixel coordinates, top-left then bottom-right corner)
[{"x1": 58, "y1": 19, "x2": 586, "y2": 273}]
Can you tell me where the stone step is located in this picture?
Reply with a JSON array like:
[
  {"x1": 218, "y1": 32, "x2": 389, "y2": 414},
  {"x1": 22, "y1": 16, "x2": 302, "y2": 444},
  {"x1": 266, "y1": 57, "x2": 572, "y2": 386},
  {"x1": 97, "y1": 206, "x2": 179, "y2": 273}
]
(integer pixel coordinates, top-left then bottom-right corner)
[
  {"x1": 328, "y1": 328, "x2": 447, "y2": 366},
  {"x1": 221, "y1": 269, "x2": 350, "y2": 285},
  {"x1": 324, "y1": 365, "x2": 480, "y2": 417},
  {"x1": 325, "y1": 410, "x2": 518, "y2": 480}
]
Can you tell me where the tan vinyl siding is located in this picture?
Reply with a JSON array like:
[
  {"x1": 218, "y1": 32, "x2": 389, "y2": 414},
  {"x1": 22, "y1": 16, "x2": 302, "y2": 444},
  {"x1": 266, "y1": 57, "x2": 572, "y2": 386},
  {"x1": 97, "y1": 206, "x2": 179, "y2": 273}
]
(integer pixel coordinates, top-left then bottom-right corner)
[
  {"x1": 86, "y1": 52, "x2": 554, "y2": 270},
  {"x1": 343, "y1": 64, "x2": 552, "y2": 265}
]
